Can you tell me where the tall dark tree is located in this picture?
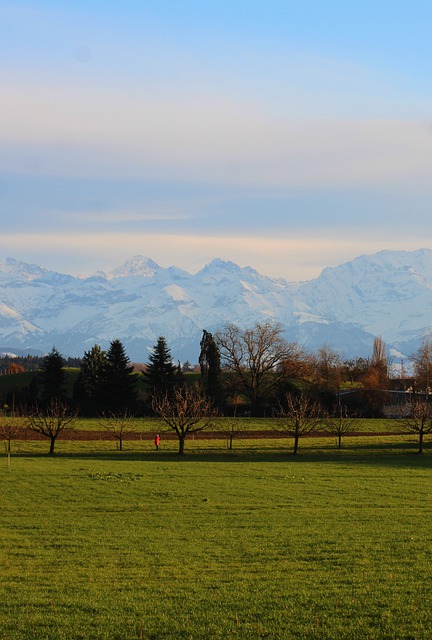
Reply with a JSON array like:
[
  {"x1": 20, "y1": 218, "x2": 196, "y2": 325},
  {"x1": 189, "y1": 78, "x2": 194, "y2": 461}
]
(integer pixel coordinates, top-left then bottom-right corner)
[
  {"x1": 104, "y1": 339, "x2": 137, "y2": 413},
  {"x1": 146, "y1": 336, "x2": 177, "y2": 398},
  {"x1": 39, "y1": 347, "x2": 66, "y2": 405},
  {"x1": 199, "y1": 330, "x2": 222, "y2": 407},
  {"x1": 74, "y1": 344, "x2": 108, "y2": 415}
]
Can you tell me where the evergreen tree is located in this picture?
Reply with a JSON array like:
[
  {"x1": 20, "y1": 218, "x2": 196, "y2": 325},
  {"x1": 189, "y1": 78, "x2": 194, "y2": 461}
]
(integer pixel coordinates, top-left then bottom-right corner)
[
  {"x1": 146, "y1": 336, "x2": 177, "y2": 398},
  {"x1": 104, "y1": 339, "x2": 137, "y2": 413},
  {"x1": 39, "y1": 347, "x2": 66, "y2": 405},
  {"x1": 74, "y1": 344, "x2": 107, "y2": 415},
  {"x1": 199, "y1": 330, "x2": 222, "y2": 407}
]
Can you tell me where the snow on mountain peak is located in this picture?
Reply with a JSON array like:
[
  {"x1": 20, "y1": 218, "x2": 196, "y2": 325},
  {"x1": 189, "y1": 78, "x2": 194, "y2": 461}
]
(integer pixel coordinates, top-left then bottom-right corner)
[
  {"x1": 105, "y1": 255, "x2": 161, "y2": 279},
  {"x1": 1, "y1": 249, "x2": 432, "y2": 361},
  {"x1": 198, "y1": 258, "x2": 262, "y2": 279},
  {"x1": 202, "y1": 258, "x2": 241, "y2": 271},
  {"x1": 0, "y1": 257, "x2": 47, "y2": 279},
  {"x1": 164, "y1": 284, "x2": 191, "y2": 302}
]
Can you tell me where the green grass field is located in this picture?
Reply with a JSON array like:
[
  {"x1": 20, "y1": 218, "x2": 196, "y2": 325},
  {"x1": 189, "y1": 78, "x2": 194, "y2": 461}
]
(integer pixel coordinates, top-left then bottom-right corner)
[
  {"x1": 47, "y1": 416, "x2": 404, "y2": 435},
  {"x1": 1, "y1": 437, "x2": 431, "y2": 639}
]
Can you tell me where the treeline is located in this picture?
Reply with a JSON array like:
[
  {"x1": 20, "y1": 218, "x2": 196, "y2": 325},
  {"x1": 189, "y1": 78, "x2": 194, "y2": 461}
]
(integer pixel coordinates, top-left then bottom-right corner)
[
  {"x1": 0, "y1": 354, "x2": 82, "y2": 374},
  {"x1": 3, "y1": 321, "x2": 430, "y2": 419},
  {"x1": 1, "y1": 323, "x2": 432, "y2": 456}
]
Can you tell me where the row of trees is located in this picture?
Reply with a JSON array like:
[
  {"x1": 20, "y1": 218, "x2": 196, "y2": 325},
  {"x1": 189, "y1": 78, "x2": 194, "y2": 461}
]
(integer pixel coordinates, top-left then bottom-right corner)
[
  {"x1": 1, "y1": 391, "x2": 431, "y2": 456},
  {"x1": 74, "y1": 341, "x2": 137, "y2": 415},
  {"x1": 5, "y1": 322, "x2": 432, "y2": 427},
  {"x1": 14, "y1": 326, "x2": 402, "y2": 418},
  {"x1": 0, "y1": 353, "x2": 82, "y2": 375}
]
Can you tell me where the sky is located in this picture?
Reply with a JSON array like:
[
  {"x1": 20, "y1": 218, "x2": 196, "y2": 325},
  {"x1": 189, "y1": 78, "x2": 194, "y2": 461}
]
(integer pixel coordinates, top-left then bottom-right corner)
[{"x1": 1, "y1": 0, "x2": 432, "y2": 281}]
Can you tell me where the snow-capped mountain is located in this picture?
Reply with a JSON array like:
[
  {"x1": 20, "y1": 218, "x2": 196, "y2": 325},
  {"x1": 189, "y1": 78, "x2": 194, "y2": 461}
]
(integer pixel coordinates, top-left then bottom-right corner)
[
  {"x1": 298, "y1": 249, "x2": 432, "y2": 357},
  {"x1": 0, "y1": 250, "x2": 431, "y2": 362}
]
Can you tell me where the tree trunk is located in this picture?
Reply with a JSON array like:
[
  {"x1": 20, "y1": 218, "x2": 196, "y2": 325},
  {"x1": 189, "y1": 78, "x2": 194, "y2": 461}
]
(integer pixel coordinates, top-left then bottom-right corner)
[
  {"x1": 178, "y1": 436, "x2": 186, "y2": 455},
  {"x1": 293, "y1": 434, "x2": 299, "y2": 455},
  {"x1": 229, "y1": 434, "x2": 233, "y2": 450},
  {"x1": 418, "y1": 430, "x2": 424, "y2": 455},
  {"x1": 338, "y1": 433, "x2": 342, "y2": 449},
  {"x1": 49, "y1": 436, "x2": 56, "y2": 455}
]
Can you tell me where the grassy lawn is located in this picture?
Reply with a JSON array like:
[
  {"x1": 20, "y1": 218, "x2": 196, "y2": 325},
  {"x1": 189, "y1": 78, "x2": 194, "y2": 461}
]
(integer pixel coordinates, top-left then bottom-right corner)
[
  {"x1": 1, "y1": 438, "x2": 431, "y2": 639},
  {"x1": 47, "y1": 416, "x2": 405, "y2": 435}
]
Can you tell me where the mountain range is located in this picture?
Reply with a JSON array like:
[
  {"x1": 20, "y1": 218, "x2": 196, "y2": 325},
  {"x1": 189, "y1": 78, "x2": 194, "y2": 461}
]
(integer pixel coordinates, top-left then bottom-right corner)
[{"x1": 1, "y1": 249, "x2": 432, "y2": 364}]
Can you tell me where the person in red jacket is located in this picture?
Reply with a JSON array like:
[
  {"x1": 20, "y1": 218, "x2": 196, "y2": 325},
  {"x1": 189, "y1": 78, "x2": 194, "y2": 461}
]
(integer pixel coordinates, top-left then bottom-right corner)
[{"x1": 154, "y1": 434, "x2": 160, "y2": 451}]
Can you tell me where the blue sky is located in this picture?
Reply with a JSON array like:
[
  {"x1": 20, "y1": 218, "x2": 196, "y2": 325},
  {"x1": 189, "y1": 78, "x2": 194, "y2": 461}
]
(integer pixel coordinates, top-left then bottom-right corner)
[{"x1": 1, "y1": 0, "x2": 432, "y2": 280}]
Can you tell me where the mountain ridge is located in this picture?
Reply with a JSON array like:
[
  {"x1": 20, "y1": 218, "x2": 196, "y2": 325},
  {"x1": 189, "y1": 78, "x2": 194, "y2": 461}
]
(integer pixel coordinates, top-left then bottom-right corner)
[{"x1": 1, "y1": 249, "x2": 431, "y2": 362}]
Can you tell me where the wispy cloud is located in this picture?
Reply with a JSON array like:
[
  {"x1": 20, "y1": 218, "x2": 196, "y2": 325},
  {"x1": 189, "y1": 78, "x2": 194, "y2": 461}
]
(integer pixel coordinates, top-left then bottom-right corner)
[
  {"x1": 56, "y1": 210, "x2": 193, "y2": 223},
  {"x1": 3, "y1": 73, "x2": 432, "y2": 187},
  {"x1": 2, "y1": 83, "x2": 432, "y2": 190},
  {"x1": 2, "y1": 1, "x2": 432, "y2": 282}
]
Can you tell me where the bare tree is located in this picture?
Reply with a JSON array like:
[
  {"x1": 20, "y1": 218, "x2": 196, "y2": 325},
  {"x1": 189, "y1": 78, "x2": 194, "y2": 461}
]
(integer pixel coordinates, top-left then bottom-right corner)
[
  {"x1": 28, "y1": 400, "x2": 77, "y2": 455},
  {"x1": 324, "y1": 403, "x2": 357, "y2": 449},
  {"x1": 220, "y1": 417, "x2": 249, "y2": 450},
  {"x1": 152, "y1": 386, "x2": 217, "y2": 454},
  {"x1": 279, "y1": 344, "x2": 314, "y2": 380},
  {"x1": 372, "y1": 335, "x2": 386, "y2": 367},
  {"x1": 362, "y1": 335, "x2": 388, "y2": 389},
  {"x1": 411, "y1": 335, "x2": 432, "y2": 392},
  {"x1": 0, "y1": 413, "x2": 26, "y2": 466},
  {"x1": 216, "y1": 321, "x2": 296, "y2": 415},
  {"x1": 342, "y1": 357, "x2": 370, "y2": 386},
  {"x1": 397, "y1": 397, "x2": 432, "y2": 455},
  {"x1": 313, "y1": 344, "x2": 342, "y2": 392},
  {"x1": 99, "y1": 411, "x2": 137, "y2": 451},
  {"x1": 276, "y1": 393, "x2": 322, "y2": 455}
]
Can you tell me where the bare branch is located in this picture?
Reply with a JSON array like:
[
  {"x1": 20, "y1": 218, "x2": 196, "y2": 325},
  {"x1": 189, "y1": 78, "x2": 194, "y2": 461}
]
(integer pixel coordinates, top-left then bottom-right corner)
[
  {"x1": 99, "y1": 411, "x2": 137, "y2": 451},
  {"x1": 152, "y1": 386, "x2": 217, "y2": 454},
  {"x1": 219, "y1": 417, "x2": 248, "y2": 450},
  {"x1": 216, "y1": 321, "x2": 296, "y2": 413},
  {"x1": 0, "y1": 414, "x2": 27, "y2": 457},
  {"x1": 275, "y1": 393, "x2": 322, "y2": 455},
  {"x1": 324, "y1": 404, "x2": 357, "y2": 449},
  {"x1": 396, "y1": 397, "x2": 432, "y2": 454},
  {"x1": 28, "y1": 400, "x2": 77, "y2": 454},
  {"x1": 411, "y1": 335, "x2": 432, "y2": 392}
]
